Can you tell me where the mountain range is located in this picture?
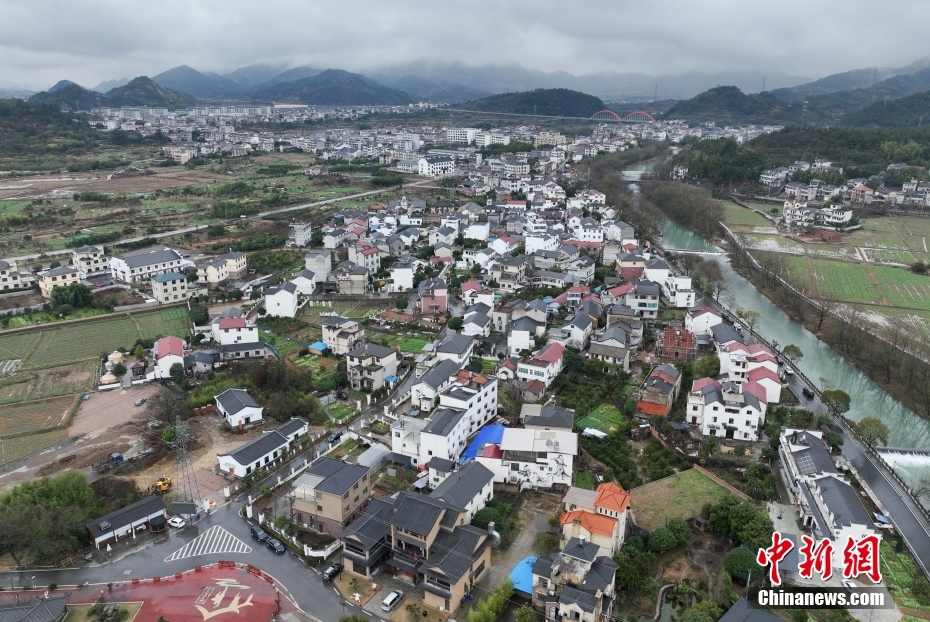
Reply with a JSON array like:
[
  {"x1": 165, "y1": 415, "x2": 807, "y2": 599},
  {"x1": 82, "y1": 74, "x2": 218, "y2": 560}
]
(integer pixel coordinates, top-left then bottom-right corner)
[{"x1": 28, "y1": 77, "x2": 196, "y2": 111}]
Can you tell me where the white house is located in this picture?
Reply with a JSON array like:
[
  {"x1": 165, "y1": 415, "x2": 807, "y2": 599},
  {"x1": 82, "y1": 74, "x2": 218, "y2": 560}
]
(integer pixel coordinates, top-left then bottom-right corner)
[
  {"x1": 434, "y1": 333, "x2": 475, "y2": 365},
  {"x1": 516, "y1": 342, "x2": 565, "y2": 388},
  {"x1": 304, "y1": 249, "x2": 333, "y2": 282},
  {"x1": 217, "y1": 418, "x2": 309, "y2": 478},
  {"x1": 323, "y1": 229, "x2": 346, "y2": 249},
  {"x1": 214, "y1": 388, "x2": 263, "y2": 429},
  {"x1": 321, "y1": 315, "x2": 364, "y2": 355},
  {"x1": 290, "y1": 269, "x2": 317, "y2": 296},
  {"x1": 418, "y1": 156, "x2": 455, "y2": 177},
  {"x1": 264, "y1": 281, "x2": 299, "y2": 318},
  {"x1": 686, "y1": 378, "x2": 767, "y2": 441},
  {"x1": 508, "y1": 316, "x2": 542, "y2": 356},
  {"x1": 428, "y1": 461, "x2": 495, "y2": 523},
  {"x1": 286, "y1": 221, "x2": 313, "y2": 248},
  {"x1": 152, "y1": 335, "x2": 184, "y2": 379},
  {"x1": 214, "y1": 317, "x2": 259, "y2": 346},
  {"x1": 476, "y1": 427, "x2": 577, "y2": 490},
  {"x1": 410, "y1": 359, "x2": 462, "y2": 413},
  {"x1": 663, "y1": 275, "x2": 695, "y2": 308},
  {"x1": 685, "y1": 307, "x2": 723, "y2": 336},
  {"x1": 110, "y1": 247, "x2": 189, "y2": 283},
  {"x1": 390, "y1": 260, "x2": 415, "y2": 292}
]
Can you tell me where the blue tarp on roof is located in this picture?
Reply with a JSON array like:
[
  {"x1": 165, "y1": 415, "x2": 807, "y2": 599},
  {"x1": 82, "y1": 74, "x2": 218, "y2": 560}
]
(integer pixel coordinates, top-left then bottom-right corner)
[
  {"x1": 309, "y1": 341, "x2": 328, "y2": 350},
  {"x1": 460, "y1": 425, "x2": 505, "y2": 464},
  {"x1": 385, "y1": 375, "x2": 398, "y2": 383},
  {"x1": 510, "y1": 556, "x2": 537, "y2": 595}
]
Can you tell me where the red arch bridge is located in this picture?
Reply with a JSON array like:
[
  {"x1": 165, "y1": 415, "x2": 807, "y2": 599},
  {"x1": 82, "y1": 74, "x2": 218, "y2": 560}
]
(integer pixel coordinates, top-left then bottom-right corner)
[{"x1": 591, "y1": 109, "x2": 656, "y2": 122}]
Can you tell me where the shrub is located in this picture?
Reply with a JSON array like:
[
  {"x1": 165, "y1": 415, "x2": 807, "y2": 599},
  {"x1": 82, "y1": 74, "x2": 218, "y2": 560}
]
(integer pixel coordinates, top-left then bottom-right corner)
[
  {"x1": 533, "y1": 533, "x2": 560, "y2": 556},
  {"x1": 724, "y1": 546, "x2": 756, "y2": 585},
  {"x1": 647, "y1": 526, "x2": 677, "y2": 554}
]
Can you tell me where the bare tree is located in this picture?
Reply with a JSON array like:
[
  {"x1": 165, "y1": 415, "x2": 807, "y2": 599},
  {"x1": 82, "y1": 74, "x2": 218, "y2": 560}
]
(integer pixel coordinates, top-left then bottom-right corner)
[{"x1": 147, "y1": 387, "x2": 188, "y2": 425}]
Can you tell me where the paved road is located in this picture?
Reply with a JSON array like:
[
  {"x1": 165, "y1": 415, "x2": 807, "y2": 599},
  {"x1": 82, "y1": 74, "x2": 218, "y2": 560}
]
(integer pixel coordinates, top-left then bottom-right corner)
[
  {"x1": 6, "y1": 179, "x2": 435, "y2": 264},
  {"x1": 0, "y1": 499, "x2": 387, "y2": 621}
]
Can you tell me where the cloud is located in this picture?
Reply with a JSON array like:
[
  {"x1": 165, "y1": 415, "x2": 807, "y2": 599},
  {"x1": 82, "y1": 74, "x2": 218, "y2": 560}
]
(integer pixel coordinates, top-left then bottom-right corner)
[{"x1": 1, "y1": 0, "x2": 929, "y2": 91}]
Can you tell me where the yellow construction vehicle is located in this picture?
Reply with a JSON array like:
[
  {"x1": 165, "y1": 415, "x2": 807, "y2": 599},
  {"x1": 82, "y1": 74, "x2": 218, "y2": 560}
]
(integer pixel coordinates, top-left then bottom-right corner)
[{"x1": 153, "y1": 475, "x2": 171, "y2": 494}]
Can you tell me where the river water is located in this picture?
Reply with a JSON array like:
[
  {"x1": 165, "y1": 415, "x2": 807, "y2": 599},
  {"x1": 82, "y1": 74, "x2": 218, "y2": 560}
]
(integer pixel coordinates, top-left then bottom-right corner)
[{"x1": 622, "y1": 164, "x2": 930, "y2": 484}]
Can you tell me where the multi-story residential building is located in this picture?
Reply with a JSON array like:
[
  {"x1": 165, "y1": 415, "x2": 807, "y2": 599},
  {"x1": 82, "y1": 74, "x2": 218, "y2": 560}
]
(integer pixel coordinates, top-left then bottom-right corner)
[
  {"x1": 304, "y1": 249, "x2": 333, "y2": 283},
  {"x1": 263, "y1": 281, "x2": 299, "y2": 318},
  {"x1": 110, "y1": 247, "x2": 188, "y2": 283},
  {"x1": 286, "y1": 221, "x2": 313, "y2": 247},
  {"x1": 428, "y1": 461, "x2": 495, "y2": 523},
  {"x1": 685, "y1": 307, "x2": 723, "y2": 336},
  {"x1": 71, "y1": 245, "x2": 109, "y2": 278},
  {"x1": 152, "y1": 272, "x2": 198, "y2": 303},
  {"x1": 0, "y1": 260, "x2": 30, "y2": 291},
  {"x1": 214, "y1": 316, "x2": 259, "y2": 346},
  {"x1": 435, "y1": 333, "x2": 475, "y2": 365},
  {"x1": 445, "y1": 128, "x2": 478, "y2": 144},
  {"x1": 290, "y1": 457, "x2": 371, "y2": 536},
  {"x1": 333, "y1": 261, "x2": 368, "y2": 295},
  {"x1": 719, "y1": 342, "x2": 778, "y2": 383},
  {"x1": 221, "y1": 251, "x2": 248, "y2": 279},
  {"x1": 417, "y1": 278, "x2": 448, "y2": 314},
  {"x1": 636, "y1": 364, "x2": 682, "y2": 417},
  {"x1": 615, "y1": 250, "x2": 646, "y2": 280},
  {"x1": 625, "y1": 280, "x2": 661, "y2": 319},
  {"x1": 152, "y1": 335, "x2": 185, "y2": 379},
  {"x1": 347, "y1": 342, "x2": 399, "y2": 391},
  {"x1": 340, "y1": 491, "x2": 492, "y2": 613},
  {"x1": 410, "y1": 359, "x2": 462, "y2": 413},
  {"x1": 216, "y1": 418, "x2": 308, "y2": 478},
  {"x1": 196, "y1": 257, "x2": 229, "y2": 286},
  {"x1": 559, "y1": 482, "x2": 630, "y2": 556},
  {"x1": 516, "y1": 342, "x2": 566, "y2": 388},
  {"x1": 476, "y1": 427, "x2": 577, "y2": 490},
  {"x1": 418, "y1": 156, "x2": 455, "y2": 177},
  {"x1": 687, "y1": 378, "x2": 766, "y2": 441},
  {"x1": 37, "y1": 266, "x2": 80, "y2": 299},
  {"x1": 392, "y1": 370, "x2": 498, "y2": 466},
  {"x1": 531, "y1": 537, "x2": 617, "y2": 622},
  {"x1": 321, "y1": 315, "x2": 364, "y2": 355},
  {"x1": 390, "y1": 259, "x2": 415, "y2": 292}
]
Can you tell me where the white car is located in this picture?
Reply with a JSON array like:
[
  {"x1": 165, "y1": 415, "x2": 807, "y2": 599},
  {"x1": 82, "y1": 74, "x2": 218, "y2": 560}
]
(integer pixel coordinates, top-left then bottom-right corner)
[
  {"x1": 167, "y1": 517, "x2": 186, "y2": 529},
  {"x1": 841, "y1": 579, "x2": 858, "y2": 592}
]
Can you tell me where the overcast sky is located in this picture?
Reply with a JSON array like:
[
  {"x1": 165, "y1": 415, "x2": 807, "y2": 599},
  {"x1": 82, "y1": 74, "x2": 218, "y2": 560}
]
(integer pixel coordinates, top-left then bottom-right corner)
[{"x1": 2, "y1": 0, "x2": 929, "y2": 90}]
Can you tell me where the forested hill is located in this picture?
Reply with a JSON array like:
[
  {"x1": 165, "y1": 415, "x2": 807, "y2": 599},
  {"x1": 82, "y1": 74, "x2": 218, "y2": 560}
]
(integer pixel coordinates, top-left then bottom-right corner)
[
  {"x1": 248, "y1": 69, "x2": 414, "y2": 105},
  {"x1": 29, "y1": 76, "x2": 196, "y2": 110},
  {"x1": 661, "y1": 86, "x2": 803, "y2": 125},
  {"x1": 674, "y1": 126, "x2": 930, "y2": 184},
  {"x1": 841, "y1": 90, "x2": 930, "y2": 127},
  {"x1": 461, "y1": 88, "x2": 605, "y2": 117}
]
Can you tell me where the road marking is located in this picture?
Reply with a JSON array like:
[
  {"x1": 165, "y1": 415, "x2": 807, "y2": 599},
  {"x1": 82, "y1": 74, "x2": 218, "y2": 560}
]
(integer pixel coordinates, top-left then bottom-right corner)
[{"x1": 164, "y1": 525, "x2": 252, "y2": 562}]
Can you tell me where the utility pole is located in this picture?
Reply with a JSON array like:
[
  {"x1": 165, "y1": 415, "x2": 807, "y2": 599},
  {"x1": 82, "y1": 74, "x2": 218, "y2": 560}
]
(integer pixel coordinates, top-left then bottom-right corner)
[
  {"x1": 173, "y1": 413, "x2": 202, "y2": 515},
  {"x1": 761, "y1": 76, "x2": 766, "y2": 92}
]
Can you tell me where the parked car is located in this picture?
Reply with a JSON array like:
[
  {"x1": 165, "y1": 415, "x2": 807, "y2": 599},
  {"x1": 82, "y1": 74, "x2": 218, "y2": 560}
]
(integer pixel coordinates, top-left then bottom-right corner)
[
  {"x1": 784, "y1": 367, "x2": 794, "y2": 376},
  {"x1": 381, "y1": 589, "x2": 405, "y2": 612},
  {"x1": 322, "y1": 562, "x2": 343, "y2": 582},
  {"x1": 841, "y1": 579, "x2": 858, "y2": 592},
  {"x1": 802, "y1": 387, "x2": 815, "y2": 399},
  {"x1": 167, "y1": 517, "x2": 186, "y2": 529},
  {"x1": 336, "y1": 391, "x2": 349, "y2": 400},
  {"x1": 329, "y1": 432, "x2": 342, "y2": 445},
  {"x1": 134, "y1": 398, "x2": 147, "y2": 406},
  {"x1": 250, "y1": 525, "x2": 269, "y2": 542},
  {"x1": 266, "y1": 538, "x2": 286, "y2": 554}
]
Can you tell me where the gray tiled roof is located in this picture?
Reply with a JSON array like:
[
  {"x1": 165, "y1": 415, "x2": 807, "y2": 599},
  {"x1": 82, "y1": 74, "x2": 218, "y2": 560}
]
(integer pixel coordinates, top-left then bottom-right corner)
[
  {"x1": 417, "y1": 359, "x2": 462, "y2": 390},
  {"x1": 428, "y1": 457, "x2": 456, "y2": 473},
  {"x1": 226, "y1": 431, "x2": 288, "y2": 465},
  {"x1": 423, "y1": 524, "x2": 488, "y2": 582},
  {"x1": 277, "y1": 417, "x2": 308, "y2": 438},
  {"x1": 118, "y1": 248, "x2": 182, "y2": 269},
  {"x1": 429, "y1": 462, "x2": 493, "y2": 509},
  {"x1": 421, "y1": 407, "x2": 467, "y2": 436},
  {"x1": 436, "y1": 333, "x2": 473, "y2": 355},
  {"x1": 389, "y1": 493, "x2": 446, "y2": 536},
  {"x1": 561, "y1": 537, "x2": 600, "y2": 562},
  {"x1": 347, "y1": 342, "x2": 396, "y2": 360},
  {"x1": 719, "y1": 597, "x2": 784, "y2": 622},
  {"x1": 85, "y1": 496, "x2": 166, "y2": 539},
  {"x1": 305, "y1": 457, "x2": 369, "y2": 495},
  {"x1": 214, "y1": 388, "x2": 260, "y2": 415},
  {"x1": 522, "y1": 403, "x2": 574, "y2": 429},
  {"x1": 341, "y1": 497, "x2": 395, "y2": 548},
  {"x1": 815, "y1": 476, "x2": 873, "y2": 528},
  {"x1": 0, "y1": 594, "x2": 70, "y2": 622},
  {"x1": 559, "y1": 586, "x2": 597, "y2": 613}
]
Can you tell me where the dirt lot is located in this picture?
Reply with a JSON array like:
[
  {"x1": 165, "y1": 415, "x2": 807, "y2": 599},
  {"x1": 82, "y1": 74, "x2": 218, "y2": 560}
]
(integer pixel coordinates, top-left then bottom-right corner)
[{"x1": 68, "y1": 385, "x2": 161, "y2": 436}]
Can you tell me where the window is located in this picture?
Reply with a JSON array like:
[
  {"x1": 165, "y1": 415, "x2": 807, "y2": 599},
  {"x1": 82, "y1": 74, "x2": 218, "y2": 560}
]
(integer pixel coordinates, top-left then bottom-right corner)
[{"x1": 317, "y1": 505, "x2": 322, "y2": 512}]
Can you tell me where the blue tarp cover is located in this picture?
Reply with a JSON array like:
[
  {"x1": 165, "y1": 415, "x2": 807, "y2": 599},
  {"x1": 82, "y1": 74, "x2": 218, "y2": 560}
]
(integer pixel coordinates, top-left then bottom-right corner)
[
  {"x1": 510, "y1": 556, "x2": 537, "y2": 594},
  {"x1": 309, "y1": 341, "x2": 328, "y2": 350},
  {"x1": 460, "y1": 425, "x2": 506, "y2": 464}
]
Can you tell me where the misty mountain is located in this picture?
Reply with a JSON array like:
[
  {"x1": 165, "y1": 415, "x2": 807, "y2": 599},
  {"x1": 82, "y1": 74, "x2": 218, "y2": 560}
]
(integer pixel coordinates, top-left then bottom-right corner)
[
  {"x1": 0, "y1": 87, "x2": 34, "y2": 99},
  {"x1": 152, "y1": 65, "x2": 241, "y2": 99},
  {"x1": 841, "y1": 89, "x2": 930, "y2": 128},
  {"x1": 769, "y1": 56, "x2": 930, "y2": 101},
  {"x1": 462, "y1": 88, "x2": 605, "y2": 117},
  {"x1": 801, "y1": 66, "x2": 930, "y2": 124},
  {"x1": 251, "y1": 66, "x2": 322, "y2": 89},
  {"x1": 48, "y1": 80, "x2": 80, "y2": 92},
  {"x1": 221, "y1": 63, "x2": 288, "y2": 88},
  {"x1": 92, "y1": 78, "x2": 130, "y2": 92},
  {"x1": 369, "y1": 62, "x2": 809, "y2": 100},
  {"x1": 29, "y1": 76, "x2": 195, "y2": 111},
  {"x1": 381, "y1": 75, "x2": 489, "y2": 103},
  {"x1": 248, "y1": 69, "x2": 413, "y2": 105}
]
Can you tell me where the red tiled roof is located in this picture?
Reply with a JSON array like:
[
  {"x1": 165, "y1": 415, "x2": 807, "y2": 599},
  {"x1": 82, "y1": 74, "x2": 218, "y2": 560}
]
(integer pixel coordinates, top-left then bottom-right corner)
[
  {"x1": 461, "y1": 279, "x2": 482, "y2": 292},
  {"x1": 535, "y1": 342, "x2": 565, "y2": 363},
  {"x1": 742, "y1": 381, "x2": 768, "y2": 404},
  {"x1": 692, "y1": 377, "x2": 721, "y2": 392},
  {"x1": 560, "y1": 509, "x2": 617, "y2": 537},
  {"x1": 594, "y1": 481, "x2": 631, "y2": 513},
  {"x1": 156, "y1": 335, "x2": 184, "y2": 360},
  {"x1": 608, "y1": 284, "x2": 634, "y2": 296},
  {"x1": 568, "y1": 286, "x2": 590, "y2": 294},
  {"x1": 523, "y1": 379, "x2": 546, "y2": 395},
  {"x1": 637, "y1": 401, "x2": 670, "y2": 417},
  {"x1": 748, "y1": 367, "x2": 780, "y2": 384},
  {"x1": 218, "y1": 318, "x2": 246, "y2": 330},
  {"x1": 477, "y1": 443, "x2": 503, "y2": 459}
]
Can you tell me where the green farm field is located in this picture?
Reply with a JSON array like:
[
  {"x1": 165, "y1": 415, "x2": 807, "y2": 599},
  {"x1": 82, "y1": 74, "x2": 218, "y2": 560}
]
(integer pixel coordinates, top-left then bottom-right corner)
[
  {"x1": 577, "y1": 404, "x2": 624, "y2": 434},
  {"x1": 630, "y1": 469, "x2": 732, "y2": 531},
  {"x1": 723, "y1": 203, "x2": 773, "y2": 229}
]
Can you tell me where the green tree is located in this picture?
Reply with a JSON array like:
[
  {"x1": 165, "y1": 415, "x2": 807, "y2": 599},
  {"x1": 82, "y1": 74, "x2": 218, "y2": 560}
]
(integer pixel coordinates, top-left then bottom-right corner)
[
  {"x1": 448, "y1": 317, "x2": 464, "y2": 330},
  {"x1": 724, "y1": 546, "x2": 756, "y2": 585},
  {"x1": 50, "y1": 283, "x2": 93, "y2": 310},
  {"x1": 825, "y1": 432, "x2": 844, "y2": 450},
  {"x1": 230, "y1": 288, "x2": 244, "y2": 301},
  {"x1": 679, "y1": 608, "x2": 715, "y2": 622},
  {"x1": 515, "y1": 603, "x2": 536, "y2": 622},
  {"x1": 161, "y1": 426, "x2": 178, "y2": 445},
  {"x1": 736, "y1": 308, "x2": 761, "y2": 332},
  {"x1": 471, "y1": 507, "x2": 502, "y2": 530},
  {"x1": 169, "y1": 362, "x2": 185, "y2": 383},
  {"x1": 133, "y1": 345, "x2": 146, "y2": 358},
  {"x1": 189, "y1": 306, "x2": 208, "y2": 325},
  {"x1": 648, "y1": 526, "x2": 677, "y2": 554},
  {"x1": 395, "y1": 296, "x2": 408, "y2": 311},
  {"x1": 667, "y1": 517, "x2": 692, "y2": 545},
  {"x1": 855, "y1": 416, "x2": 890, "y2": 447},
  {"x1": 467, "y1": 359, "x2": 484, "y2": 374},
  {"x1": 694, "y1": 355, "x2": 720, "y2": 378},
  {"x1": 781, "y1": 344, "x2": 804, "y2": 365},
  {"x1": 111, "y1": 362, "x2": 127, "y2": 377},
  {"x1": 821, "y1": 389, "x2": 851, "y2": 416}
]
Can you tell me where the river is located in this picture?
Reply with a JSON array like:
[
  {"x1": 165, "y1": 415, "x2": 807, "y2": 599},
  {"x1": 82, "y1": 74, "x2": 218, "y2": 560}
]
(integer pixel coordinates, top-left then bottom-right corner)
[{"x1": 622, "y1": 165, "x2": 930, "y2": 485}]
